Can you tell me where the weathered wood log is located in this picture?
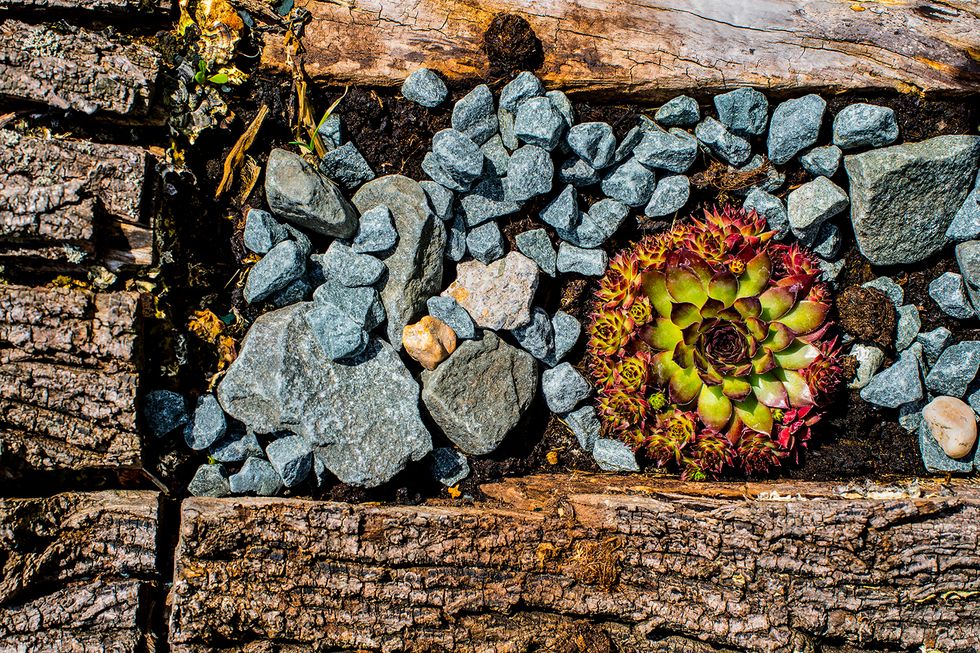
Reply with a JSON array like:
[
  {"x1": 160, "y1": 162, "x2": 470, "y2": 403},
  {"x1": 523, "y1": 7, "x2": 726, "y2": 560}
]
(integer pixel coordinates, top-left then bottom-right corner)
[
  {"x1": 261, "y1": 0, "x2": 980, "y2": 99},
  {"x1": 0, "y1": 285, "x2": 143, "y2": 473},
  {"x1": 169, "y1": 474, "x2": 980, "y2": 653},
  {"x1": 0, "y1": 490, "x2": 160, "y2": 652},
  {"x1": 0, "y1": 0, "x2": 169, "y2": 14},
  {"x1": 0, "y1": 20, "x2": 162, "y2": 117},
  {"x1": 0, "y1": 130, "x2": 154, "y2": 270}
]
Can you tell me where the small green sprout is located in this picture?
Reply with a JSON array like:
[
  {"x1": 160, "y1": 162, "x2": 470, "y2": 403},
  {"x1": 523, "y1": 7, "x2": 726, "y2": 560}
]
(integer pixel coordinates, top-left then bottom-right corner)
[{"x1": 194, "y1": 59, "x2": 229, "y2": 87}]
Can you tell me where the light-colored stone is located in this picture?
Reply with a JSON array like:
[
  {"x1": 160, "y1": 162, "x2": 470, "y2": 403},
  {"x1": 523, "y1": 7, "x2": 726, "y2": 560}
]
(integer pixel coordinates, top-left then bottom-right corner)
[
  {"x1": 923, "y1": 396, "x2": 978, "y2": 459},
  {"x1": 402, "y1": 316, "x2": 458, "y2": 371},
  {"x1": 443, "y1": 251, "x2": 539, "y2": 331}
]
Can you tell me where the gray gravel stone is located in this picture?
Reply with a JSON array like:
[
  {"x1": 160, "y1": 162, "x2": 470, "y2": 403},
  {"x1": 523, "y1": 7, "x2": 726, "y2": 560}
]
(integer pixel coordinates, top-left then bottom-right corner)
[
  {"x1": 229, "y1": 457, "x2": 282, "y2": 496},
  {"x1": 919, "y1": 420, "x2": 974, "y2": 473},
  {"x1": 184, "y1": 394, "x2": 227, "y2": 450},
  {"x1": 498, "y1": 107, "x2": 518, "y2": 150},
  {"x1": 542, "y1": 362, "x2": 591, "y2": 414},
  {"x1": 539, "y1": 184, "x2": 578, "y2": 232},
  {"x1": 321, "y1": 240, "x2": 385, "y2": 287},
  {"x1": 929, "y1": 272, "x2": 976, "y2": 319},
  {"x1": 644, "y1": 174, "x2": 689, "y2": 217},
  {"x1": 422, "y1": 152, "x2": 469, "y2": 192},
  {"x1": 917, "y1": 327, "x2": 953, "y2": 367},
  {"x1": 420, "y1": 180, "x2": 455, "y2": 221},
  {"x1": 600, "y1": 157, "x2": 655, "y2": 207},
  {"x1": 898, "y1": 400, "x2": 926, "y2": 434},
  {"x1": 946, "y1": 171, "x2": 980, "y2": 242},
  {"x1": 733, "y1": 155, "x2": 785, "y2": 197},
  {"x1": 695, "y1": 117, "x2": 752, "y2": 167},
  {"x1": 925, "y1": 341, "x2": 980, "y2": 398},
  {"x1": 353, "y1": 176, "x2": 445, "y2": 346},
  {"x1": 632, "y1": 128, "x2": 698, "y2": 173},
  {"x1": 967, "y1": 382, "x2": 980, "y2": 417},
  {"x1": 401, "y1": 67, "x2": 447, "y2": 108},
  {"x1": 267, "y1": 276, "x2": 311, "y2": 309},
  {"x1": 655, "y1": 95, "x2": 700, "y2": 127},
  {"x1": 188, "y1": 463, "x2": 230, "y2": 497},
  {"x1": 499, "y1": 71, "x2": 544, "y2": 113},
  {"x1": 743, "y1": 188, "x2": 789, "y2": 238},
  {"x1": 451, "y1": 84, "x2": 497, "y2": 145},
  {"x1": 592, "y1": 438, "x2": 640, "y2": 472},
  {"x1": 714, "y1": 88, "x2": 769, "y2": 137},
  {"x1": 787, "y1": 176, "x2": 849, "y2": 245},
  {"x1": 218, "y1": 303, "x2": 432, "y2": 487},
  {"x1": 443, "y1": 251, "x2": 539, "y2": 330},
  {"x1": 543, "y1": 310, "x2": 581, "y2": 367},
  {"x1": 430, "y1": 447, "x2": 470, "y2": 487},
  {"x1": 845, "y1": 135, "x2": 980, "y2": 265},
  {"x1": 316, "y1": 114, "x2": 343, "y2": 151},
  {"x1": 426, "y1": 295, "x2": 476, "y2": 340},
  {"x1": 352, "y1": 205, "x2": 398, "y2": 254},
  {"x1": 504, "y1": 145, "x2": 554, "y2": 202},
  {"x1": 429, "y1": 129, "x2": 486, "y2": 190},
  {"x1": 144, "y1": 390, "x2": 188, "y2": 438},
  {"x1": 511, "y1": 307, "x2": 554, "y2": 361},
  {"x1": 515, "y1": 228, "x2": 557, "y2": 276},
  {"x1": 460, "y1": 178, "x2": 521, "y2": 228},
  {"x1": 319, "y1": 142, "x2": 375, "y2": 190},
  {"x1": 895, "y1": 304, "x2": 922, "y2": 352},
  {"x1": 767, "y1": 94, "x2": 826, "y2": 165},
  {"x1": 847, "y1": 344, "x2": 885, "y2": 390},
  {"x1": 860, "y1": 343, "x2": 924, "y2": 408},
  {"x1": 564, "y1": 405, "x2": 600, "y2": 453},
  {"x1": 244, "y1": 208, "x2": 288, "y2": 254},
  {"x1": 305, "y1": 303, "x2": 368, "y2": 361},
  {"x1": 862, "y1": 276, "x2": 904, "y2": 307},
  {"x1": 210, "y1": 429, "x2": 263, "y2": 464},
  {"x1": 265, "y1": 148, "x2": 358, "y2": 238},
  {"x1": 571, "y1": 200, "x2": 628, "y2": 248},
  {"x1": 481, "y1": 135, "x2": 511, "y2": 176},
  {"x1": 811, "y1": 222, "x2": 841, "y2": 260},
  {"x1": 833, "y1": 103, "x2": 899, "y2": 150},
  {"x1": 557, "y1": 243, "x2": 608, "y2": 276},
  {"x1": 467, "y1": 221, "x2": 506, "y2": 264},
  {"x1": 800, "y1": 145, "x2": 842, "y2": 178},
  {"x1": 266, "y1": 435, "x2": 313, "y2": 487},
  {"x1": 558, "y1": 157, "x2": 599, "y2": 187},
  {"x1": 421, "y1": 332, "x2": 537, "y2": 455},
  {"x1": 567, "y1": 122, "x2": 616, "y2": 169},
  {"x1": 614, "y1": 126, "x2": 644, "y2": 163},
  {"x1": 445, "y1": 212, "x2": 466, "y2": 262},
  {"x1": 547, "y1": 90, "x2": 575, "y2": 127},
  {"x1": 818, "y1": 257, "x2": 846, "y2": 285},
  {"x1": 955, "y1": 240, "x2": 980, "y2": 311},
  {"x1": 312, "y1": 279, "x2": 385, "y2": 331},
  {"x1": 514, "y1": 96, "x2": 566, "y2": 151}
]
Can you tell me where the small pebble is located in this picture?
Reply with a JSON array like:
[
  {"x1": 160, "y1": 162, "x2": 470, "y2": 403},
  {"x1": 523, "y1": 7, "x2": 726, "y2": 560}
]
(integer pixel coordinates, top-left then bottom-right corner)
[
  {"x1": 515, "y1": 228, "x2": 558, "y2": 276},
  {"x1": 811, "y1": 222, "x2": 841, "y2": 260},
  {"x1": 315, "y1": 114, "x2": 343, "y2": 151},
  {"x1": 422, "y1": 152, "x2": 470, "y2": 192},
  {"x1": 266, "y1": 435, "x2": 313, "y2": 487},
  {"x1": 714, "y1": 87, "x2": 769, "y2": 137},
  {"x1": 429, "y1": 128, "x2": 485, "y2": 189},
  {"x1": 955, "y1": 240, "x2": 980, "y2": 311},
  {"x1": 403, "y1": 315, "x2": 458, "y2": 370},
  {"x1": 229, "y1": 456, "x2": 283, "y2": 496},
  {"x1": 557, "y1": 243, "x2": 608, "y2": 276},
  {"x1": 267, "y1": 276, "x2": 310, "y2": 309},
  {"x1": 800, "y1": 145, "x2": 842, "y2": 178},
  {"x1": 766, "y1": 94, "x2": 826, "y2": 165},
  {"x1": 929, "y1": 272, "x2": 976, "y2": 319},
  {"x1": 743, "y1": 188, "x2": 789, "y2": 238},
  {"x1": 243, "y1": 208, "x2": 288, "y2": 254},
  {"x1": 209, "y1": 430, "x2": 263, "y2": 463},
  {"x1": 572, "y1": 199, "x2": 629, "y2": 248},
  {"x1": 466, "y1": 221, "x2": 506, "y2": 263},
  {"x1": 655, "y1": 95, "x2": 700, "y2": 127},
  {"x1": 542, "y1": 362, "x2": 592, "y2": 413},
  {"x1": 426, "y1": 295, "x2": 476, "y2": 340},
  {"x1": 511, "y1": 307, "x2": 555, "y2": 362},
  {"x1": 923, "y1": 396, "x2": 978, "y2": 459},
  {"x1": 547, "y1": 90, "x2": 575, "y2": 127},
  {"x1": 305, "y1": 304, "x2": 368, "y2": 361},
  {"x1": 862, "y1": 276, "x2": 904, "y2": 307},
  {"x1": 847, "y1": 344, "x2": 885, "y2": 390},
  {"x1": 319, "y1": 142, "x2": 375, "y2": 190},
  {"x1": 558, "y1": 157, "x2": 599, "y2": 187},
  {"x1": 644, "y1": 174, "x2": 690, "y2": 217},
  {"x1": 504, "y1": 145, "x2": 554, "y2": 202},
  {"x1": 401, "y1": 68, "x2": 448, "y2": 108},
  {"x1": 860, "y1": 343, "x2": 924, "y2": 409},
  {"x1": 451, "y1": 84, "x2": 498, "y2": 145},
  {"x1": 480, "y1": 135, "x2": 511, "y2": 176},
  {"x1": 544, "y1": 310, "x2": 582, "y2": 367},
  {"x1": 184, "y1": 394, "x2": 227, "y2": 451},
  {"x1": 244, "y1": 240, "x2": 306, "y2": 303},
  {"x1": 786, "y1": 176, "x2": 849, "y2": 245},
  {"x1": 614, "y1": 126, "x2": 645, "y2": 163},
  {"x1": 694, "y1": 117, "x2": 752, "y2": 167},
  {"x1": 445, "y1": 212, "x2": 467, "y2": 262},
  {"x1": 312, "y1": 280, "x2": 385, "y2": 331},
  {"x1": 498, "y1": 106, "x2": 518, "y2": 150},
  {"x1": 833, "y1": 103, "x2": 899, "y2": 150},
  {"x1": 352, "y1": 205, "x2": 398, "y2": 254},
  {"x1": 321, "y1": 240, "x2": 386, "y2": 287},
  {"x1": 918, "y1": 419, "x2": 974, "y2": 473},
  {"x1": 430, "y1": 447, "x2": 470, "y2": 487},
  {"x1": 420, "y1": 181, "x2": 454, "y2": 221},
  {"x1": 499, "y1": 71, "x2": 544, "y2": 113},
  {"x1": 564, "y1": 405, "x2": 600, "y2": 452},
  {"x1": 925, "y1": 341, "x2": 980, "y2": 398},
  {"x1": 600, "y1": 157, "x2": 656, "y2": 207},
  {"x1": 514, "y1": 96, "x2": 567, "y2": 151},
  {"x1": 917, "y1": 327, "x2": 953, "y2": 366},
  {"x1": 566, "y1": 122, "x2": 617, "y2": 169},
  {"x1": 188, "y1": 463, "x2": 230, "y2": 497},
  {"x1": 460, "y1": 178, "x2": 521, "y2": 228},
  {"x1": 895, "y1": 304, "x2": 921, "y2": 352},
  {"x1": 632, "y1": 128, "x2": 698, "y2": 174},
  {"x1": 592, "y1": 438, "x2": 640, "y2": 472},
  {"x1": 539, "y1": 184, "x2": 578, "y2": 232},
  {"x1": 143, "y1": 390, "x2": 188, "y2": 438}
]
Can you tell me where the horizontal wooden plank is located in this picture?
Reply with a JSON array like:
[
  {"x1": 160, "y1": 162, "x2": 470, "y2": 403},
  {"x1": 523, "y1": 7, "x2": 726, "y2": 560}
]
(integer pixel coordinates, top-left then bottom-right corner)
[
  {"x1": 0, "y1": 20, "x2": 162, "y2": 116},
  {"x1": 0, "y1": 490, "x2": 160, "y2": 652},
  {"x1": 0, "y1": 285, "x2": 143, "y2": 472},
  {"x1": 0, "y1": 0, "x2": 169, "y2": 14},
  {"x1": 0, "y1": 130, "x2": 154, "y2": 269},
  {"x1": 261, "y1": 0, "x2": 980, "y2": 99},
  {"x1": 169, "y1": 475, "x2": 980, "y2": 653}
]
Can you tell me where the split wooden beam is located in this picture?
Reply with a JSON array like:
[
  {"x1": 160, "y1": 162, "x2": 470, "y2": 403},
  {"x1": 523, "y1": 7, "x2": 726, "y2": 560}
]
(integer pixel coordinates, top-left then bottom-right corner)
[
  {"x1": 261, "y1": 0, "x2": 980, "y2": 100},
  {"x1": 169, "y1": 474, "x2": 980, "y2": 652},
  {"x1": 0, "y1": 284, "x2": 144, "y2": 474},
  {"x1": 0, "y1": 490, "x2": 160, "y2": 652}
]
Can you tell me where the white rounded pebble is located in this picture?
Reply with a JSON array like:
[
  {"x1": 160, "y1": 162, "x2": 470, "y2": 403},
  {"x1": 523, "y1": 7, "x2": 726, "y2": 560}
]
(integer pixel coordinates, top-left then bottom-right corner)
[{"x1": 923, "y1": 396, "x2": 978, "y2": 459}]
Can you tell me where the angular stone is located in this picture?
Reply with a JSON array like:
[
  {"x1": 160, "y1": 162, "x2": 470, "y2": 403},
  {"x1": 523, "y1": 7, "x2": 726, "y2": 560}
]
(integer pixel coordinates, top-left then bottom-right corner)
[
  {"x1": 514, "y1": 95, "x2": 566, "y2": 151},
  {"x1": 614, "y1": 126, "x2": 645, "y2": 163},
  {"x1": 743, "y1": 188, "x2": 789, "y2": 238},
  {"x1": 955, "y1": 240, "x2": 980, "y2": 311},
  {"x1": 352, "y1": 205, "x2": 398, "y2": 254},
  {"x1": 787, "y1": 176, "x2": 849, "y2": 245},
  {"x1": 515, "y1": 228, "x2": 557, "y2": 276},
  {"x1": 511, "y1": 307, "x2": 554, "y2": 361},
  {"x1": 266, "y1": 276, "x2": 312, "y2": 309},
  {"x1": 573, "y1": 199, "x2": 630, "y2": 248},
  {"x1": 845, "y1": 135, "x2": 980, "y2": 265},
  {"x1": 539, "y1": 184, "x2": 578, "y2": 232},
  {"x1": 600, "y1": 157, "x2": 656, "y2": 207},
  {"x1": 925, "y1": 341, "x2": 980, "y2": 398},
  {"x1": 429, "y1": 129, "x2": 486, "y2": 190},
  {"x1": 862, "y1": 276, "x2": 904, "y2": 307},
  {"x1": 567, "y1": 122, "x2": 616, "y2": 169},
  {"x1": 319, "y1": 142, "x2": 375, "y2": 190},
  {"x1": 244, "y1": 208, "x2": 288, "y2": 254},
  {"x1": 695, "y1": 117, "x2": 752, "y2": 167},
  {"x1": 229, "y1": 456, "x2": 283, "y2": 496},
  {"x1": 592, "y1": 438, "x2": 640, "y2": 472},
  {"x1": 946, "y1": 171, "x2": 980, "y2": 242},
  {"x1": 451, "y1": 84, "x2": 497, "y2": 145},
  {"x1": 550, "y1": 311, "x2": 581, "y2": 365},
  {"x1": 633, "y1": 128, "x2": 698, "y2": 173},
  {"x1": 800, "y1": 145, "x2": 842, "y2": 178},
  {"x1": 266, "y1": 435, "x2": 313, "y2": 487},
  {"x1": 499, "y1": 71, "x2": 544, "y2": 113},
  {"x1": 210, "y1": 430, "x2": 263, "y2": 464},
  {"x1": 305, "y1": 304, "x2": 368, "y2": 362},
  {"x1": 860, "y1": 343, "x2": 923, "y2": 409},
  {"x1": 321, "y1": 240, "x2": 386, "y2": 287},
  {"x1": 557, "y1": 243, "x2": 608, "y2": 276},
  {"x1": 644, "y1": 174, "x2": 690, "y2": 217},
  {"x1": 143, "y1": 389, "x2": 187, "y2": 438},
  {"x1": 655, "y1": 95, "x2": 700, "y2": 127},
  {"x1": 403, "y1": 315, "x2": 458, "y2": 371},
  {"x1": 565, "y1": 404, "x2": 600, "y2": 452},
  {"x1": 895, "y1": 304, "x2": 921, "y2": 352},
  {"x1": 427, "y1": 295, "x2": 476, "y2": 340},
  {"x1": 467, "y1": 221, "x2": 506, "y2": 264},
  {"x1": 833, "y1": 103, "x2": 899, "y2": 150},
  {"x1": 184, "y1": 394, "x2": 227, "y2": 451},
  {"x1": 188, "y1": 463, "x2": 230, "y2": 497},
  {"x1": 847, "y1": 344, "x2": 885, "y2": 390},
  {"x1": 430, "y1": 447, "x2": 470, "y2": 487},
  {"x1": 218, "y1": 303, "x2": 432, "y2": 487},
  {"x1": 265, "y1": 148, "x2": 357, "y2": 238},
  {"x1": 460, "y1": 177, "x2": 520, "y2": 227},
  {"x1": 498, "y1": 106, "x2": 518, "y2": 150},
  {"x1": 812, "y1": 222, "x2": 841, "y2": 260},
  {"x1": 542, "y1": 362, "x2": 591, "y2": 414},
  {"x1": 547, "y1": 90, "x2": 575, "y2": 127},
  {"x1": 443, "y1": 251, "x2": 539, "y2": 330},
  {"x1": 420, "y1": 180, "x2": 454, "y2": 221},
  {"x1": 714, "y1": 88, "x2": 769, "y2": 137},
  {"x1": 767, "y1": 94, "x2": 826, "y2": 165},
  {"x1": 401, "y1": 67, "x2": 447, "y2": 108},
  {"x1": 421, "y1": 332, "x2": 537, "y2": 455},
  {"x1": 481, "y1": 135, "x2": 511, "y2": 176},
  {"x1": 929, "y1": 272, "x2": 976, "y2": 319},
  {"x1": 245, "y1": 241, "x2": 306, "y2": 304},
  {"x1": 445, "y1": 212, "x2": 466, "y2": 262},
  {"x1": 312, "y1": 280, "x2": 385, "y2": 331},
  {"x1": 558, "y1": 156, "x2": 599, "y2": 187},
  {"x1": 504, "y1": 145, "x2": 554, "y2": 202},
  {"x1": 353, "y1": 176, "x2": 445, "y2": 346},
  {"x1": 918, "y1": 327, "x2": 953, "y2": 367}
]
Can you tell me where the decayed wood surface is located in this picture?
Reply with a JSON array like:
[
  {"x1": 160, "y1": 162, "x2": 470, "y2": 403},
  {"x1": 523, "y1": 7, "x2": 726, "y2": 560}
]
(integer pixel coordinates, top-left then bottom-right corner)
[
  {"x1": 0, "y1": 490, "x2": 160, "y2": 652},
  {"x1": 170, "y1": 474, "x2": 980, "y2": 653},
  {"x1": 262, "y1": 0, "x2": 980, "y2": 99},
  {"x1": 0, "y1": 130, "x2": 154, "y2": 270},
  {"x1": 0, "y1": 0, "x2": 169, "y2": 14},
  {"x1": 0, "y1": 19, "x2": 162, "y2": 116},
  {"x1": 0, "y1": 285, "x2": 143, "y2": 473}
]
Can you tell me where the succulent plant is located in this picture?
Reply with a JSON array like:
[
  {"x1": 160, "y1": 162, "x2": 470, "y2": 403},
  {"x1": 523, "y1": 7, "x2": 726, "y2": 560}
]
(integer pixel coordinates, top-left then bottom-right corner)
[{"x1": 587, "y1": 206, "x2": 842, "y2": 479}]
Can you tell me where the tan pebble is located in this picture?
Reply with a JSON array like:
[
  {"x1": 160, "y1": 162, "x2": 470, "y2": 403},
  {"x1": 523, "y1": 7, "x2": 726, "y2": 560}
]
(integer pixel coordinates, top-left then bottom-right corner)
[
  {"x1": 923, "y1": 396, "x2": 978, "y2": 459},
  {"x1": 402, "y1": 316, "x2": 458, "y2": 370}
]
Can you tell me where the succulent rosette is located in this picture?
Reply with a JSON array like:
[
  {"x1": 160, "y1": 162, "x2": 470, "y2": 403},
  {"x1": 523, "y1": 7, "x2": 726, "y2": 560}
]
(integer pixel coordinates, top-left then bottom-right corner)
[{"x1": 587, "y1": 206, "x2": 842, "y2": 479}]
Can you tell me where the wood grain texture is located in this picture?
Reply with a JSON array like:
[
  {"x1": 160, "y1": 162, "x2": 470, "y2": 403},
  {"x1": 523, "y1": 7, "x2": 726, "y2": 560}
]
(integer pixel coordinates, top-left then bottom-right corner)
[
  {"x1": 261, "y1": 0, "x2": 980, "y2": 99},
  {"x1": 0, "y1": 20, "x2": 162, "y2": 116},
  {"x1": 169, "y1": 475, "x2": 980, "y2": 653},
  {"x1": 0, "y1": 490, "x2": 160, "y2": 652},
  {"x1": 0, "y1": 285, "x2": 143, "y2": 473},
  {"x1": 0, "y1": 130, "x2": 154, "y2": 270},
  {"x1": 0, "y1": 0, "x2": 169, "y2": 14}
]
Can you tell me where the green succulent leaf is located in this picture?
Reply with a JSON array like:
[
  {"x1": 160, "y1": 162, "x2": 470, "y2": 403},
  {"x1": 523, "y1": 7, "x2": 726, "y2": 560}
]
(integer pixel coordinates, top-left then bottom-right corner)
[
  {"x1": 642, "y1": 271, "x2": 672, "y2": 318},
  {"x1": 763, "y1": 322, "x2": 795, "y2": 352},
  {"x1": 759, "y1": 286, "x2": 796, "y2": 321},
  {"x1": 644, "y1": 318, "x2": 683, "y2": 351},
  {"x1": 751, "y1": 347, "x2": 777, "y2": 374},
  {"x1": 778, "y1": 301, "x2": 830, "y2": 335},
  {"x1": 736, "y1": 252, "x2": 772, "y2": 299},
  {"x1": 666, "y1": 266, "x2": 708, "y2": 307},
  {"x1": 734, "y1": 395, "x2": 774, "y2": 435},
  {"x1": 721, "y1": 376, "x2": 752, "y2": 401},
  {"x1": 708, "y1": 271, "x2": 738, "y2": 307},
  {"x1": 670, "y1": 365, "x2": 704, "y2": 404},
  {"x1": 698, "y1": 385, "x2": 733, "y2": 430},
  {"x1": 775, "y1": 369, "x2": 815, "y2": 407},
  {"x1": 733, "y1": 296, "x2": 761, "y2": 319},
  {"x1": 773, "y1": 341, "x2": 821, "y2": 370},
  {"x1": 751, "y1": 373, "x2": 790, "y2": 409}
]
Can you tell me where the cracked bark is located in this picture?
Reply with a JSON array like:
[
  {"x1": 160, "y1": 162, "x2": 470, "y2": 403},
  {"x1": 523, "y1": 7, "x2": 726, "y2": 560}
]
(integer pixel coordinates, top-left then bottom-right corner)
[
  {"x1": 169, "y1": 475, "x2": 980, "y2": 653},
  {"x1": 260, "y1": 0, "x2": 980, "y2": 99},
  {"x1": 0, "y1": 0, "x2": 169, "y2": 14},
  {"x1": 0, "y1": 130, "x2": 154, "y2": 271},
  {"x1": 0, "y1": 490, "x2": 160, "y2": 652},
  {"x1": 0, "y1": 285, "x2": 143, "y2": 474}
]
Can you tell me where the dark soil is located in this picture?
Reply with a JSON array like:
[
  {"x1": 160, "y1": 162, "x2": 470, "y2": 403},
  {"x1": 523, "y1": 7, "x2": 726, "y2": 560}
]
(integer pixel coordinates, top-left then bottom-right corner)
[
  {"x1": 483, "y1": 13, "x2": 544, "y2": 80},
  {"x1": 836, "y1": 286, "x2": 896, "y2": 349}
]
